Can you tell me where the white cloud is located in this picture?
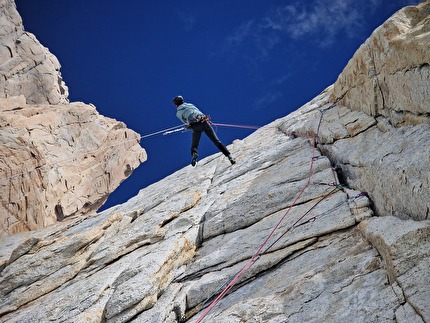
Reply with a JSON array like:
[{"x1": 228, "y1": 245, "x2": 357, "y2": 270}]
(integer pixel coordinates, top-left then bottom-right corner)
[
  {"x1": 224, "y1": 0, "x2": 372, "y2": 57},
  {"x1": 225, "y1": 0, "x2": 422, "y2": 55},
  {"x1": 261, "y1": 0, "x2": 421, "y2": 46},
  {"x1": 220, "y1": 0, "x2": 421, "y2": 110},
  {"x1": 263, "y1": 0, "x2": 370, "y2": 47}
]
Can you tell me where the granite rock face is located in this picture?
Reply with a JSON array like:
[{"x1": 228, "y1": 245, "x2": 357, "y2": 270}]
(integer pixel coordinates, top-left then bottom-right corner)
[
  {"x1": 331, "y1": 0, "x2": 430, "y2": 126},
  {"x1": 0, "y1": 89, "x2": 428, "y2": 322},
  {"x1": 0, "y1": 96, "x2": 146, "y2": 236},
  {"x1": 0, "y1": 0, "x2": 146, "y2": 236},
  {"x1": 0, "y1": 0, "x2": 68, "y2": 104},
  {"x1": 328, "y1": 0, "x2": 430, "y2": 221},
  {"x1": 0, "y1": 1, "x2": 429, "y2": 323}
]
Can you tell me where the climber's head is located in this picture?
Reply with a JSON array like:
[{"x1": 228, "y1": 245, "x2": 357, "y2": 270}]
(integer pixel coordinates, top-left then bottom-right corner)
[{"x1": 173, "y1": 96, "x2": 184, "y2": 107}]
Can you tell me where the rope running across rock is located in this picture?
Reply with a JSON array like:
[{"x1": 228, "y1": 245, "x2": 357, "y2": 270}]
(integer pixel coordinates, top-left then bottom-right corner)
[{"x1": 187, "y1": 106, "x2": 356, "y2": 322}]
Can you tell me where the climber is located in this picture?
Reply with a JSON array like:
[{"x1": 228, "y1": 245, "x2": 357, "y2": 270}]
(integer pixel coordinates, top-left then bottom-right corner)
[{"x1": 173, "y1": 95, "x2": 236, "y2": 167}]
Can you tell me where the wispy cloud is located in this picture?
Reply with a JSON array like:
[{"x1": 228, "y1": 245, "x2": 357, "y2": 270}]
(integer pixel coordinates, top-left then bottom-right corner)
[
  {"x1": 262, "y1": 0, "x2": 374, "y2": 47},
  {"x1": 223, "y1": 0, "x2": 420, "y2": 56},
  {"x1": 260, "y1": 0, "x2": 422, "y2": 47},
  {"x1": 219, "y1": 0, "x2": 421, "y2": 110},
  {"x1": 225, "y1": 20, "x2": 280, "y2": 58}
]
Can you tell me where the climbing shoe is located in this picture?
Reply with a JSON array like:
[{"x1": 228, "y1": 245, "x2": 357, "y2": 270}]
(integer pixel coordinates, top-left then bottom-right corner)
[
  {"x1": 191, "y1": 153, "x2": 198, "y2": 167},
  {"x1": 228, "y1": 155, "x2": 236, "y2": 165}
]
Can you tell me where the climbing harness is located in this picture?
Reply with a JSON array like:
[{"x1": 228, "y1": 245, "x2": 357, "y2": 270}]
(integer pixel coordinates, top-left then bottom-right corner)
[{"x1": 190, "y1": 115, "x2": 210, "y2": 125}]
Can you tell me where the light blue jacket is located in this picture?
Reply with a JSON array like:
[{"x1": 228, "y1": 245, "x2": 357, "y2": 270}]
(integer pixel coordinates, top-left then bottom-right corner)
[{"x1": 176, "y1": 102, "x2": 205, "y2": 125}]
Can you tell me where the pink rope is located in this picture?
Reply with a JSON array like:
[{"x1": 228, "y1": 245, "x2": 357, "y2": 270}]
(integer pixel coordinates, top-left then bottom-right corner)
[
  {"x1": 195, "y1": 136, "x2": 319, "y2": 322},
  {"x1": 210, "y1": 122, "x2": 260, "y2": 130}
]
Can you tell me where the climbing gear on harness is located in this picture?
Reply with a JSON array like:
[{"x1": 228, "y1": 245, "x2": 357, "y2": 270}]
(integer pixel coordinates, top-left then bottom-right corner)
[{"x1": 189, "y1": 115, "x2": 210, "y2": 125}]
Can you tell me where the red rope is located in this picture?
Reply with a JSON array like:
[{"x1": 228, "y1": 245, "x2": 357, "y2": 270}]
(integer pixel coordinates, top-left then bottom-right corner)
[
  {"x1": 210, "y1": 122, "x2": 260, "y2": 130},
  {"x1": 195, "y1": 135, "x2": 319, "y2": 322}
]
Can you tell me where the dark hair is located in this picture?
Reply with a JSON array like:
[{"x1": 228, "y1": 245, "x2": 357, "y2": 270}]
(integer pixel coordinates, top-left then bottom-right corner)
[{"x1": 173, "y1": 96, "x2": 184, "y2": 105}]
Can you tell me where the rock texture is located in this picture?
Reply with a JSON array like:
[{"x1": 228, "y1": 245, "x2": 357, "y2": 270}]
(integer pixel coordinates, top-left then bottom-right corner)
[
  {"x1": 328, "y1": 0, "x2": 430, "y2": 221},
  {"x1": 0, "y1": 0, "x2": 146, "y2": 236},
  {"x1": 331, "y1": 0, "x2": 430, "y2": 126},
  {"x1": 0, "y1": 96, "x2": 146, "y2": 236},
  {"x1": 0, "y1": 1, "x2": 429, "y2": 323},
  {"x1": 0, "y1": 0, "x2": 68, "y2": 104}
]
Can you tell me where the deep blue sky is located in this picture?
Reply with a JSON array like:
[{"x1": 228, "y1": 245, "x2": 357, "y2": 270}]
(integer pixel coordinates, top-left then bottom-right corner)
[{"x1": 16, "y1": 0, "x2": 420, "y2": 210}]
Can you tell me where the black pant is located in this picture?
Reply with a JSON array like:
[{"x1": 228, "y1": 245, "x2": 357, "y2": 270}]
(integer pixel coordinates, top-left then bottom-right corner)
[{"x1": 190, "y1": 122, "x2": 230, "y2": 157}]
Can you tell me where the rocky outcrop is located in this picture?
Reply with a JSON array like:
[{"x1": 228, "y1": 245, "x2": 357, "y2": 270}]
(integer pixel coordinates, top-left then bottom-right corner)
[
  {"x1": 317, "y1": 108, "x2": 429, "y2": 221},
  {"x1": 327, "y1": 0, "x2": 430, "y2": 221},
  {"x1": 0, "y1": 0, "x2": 146, "y2": 236},
  {"x1": 331, "y1": 0, "x2": 430, "y2": 126},
  {"x1": 0, "y1": 1, "x2": 429, "y2": 323},
  {"x1": 0, "y1": 0, "x2": 68, "y2": 104},
  {"x1": 0, "y1": 96, "x2": 146, "y2": 236}
]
